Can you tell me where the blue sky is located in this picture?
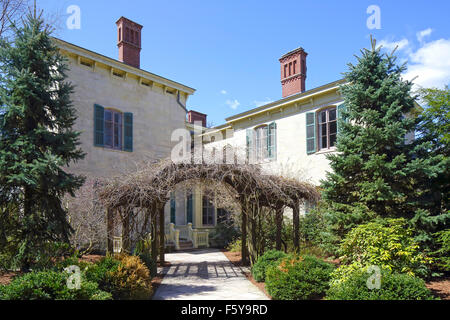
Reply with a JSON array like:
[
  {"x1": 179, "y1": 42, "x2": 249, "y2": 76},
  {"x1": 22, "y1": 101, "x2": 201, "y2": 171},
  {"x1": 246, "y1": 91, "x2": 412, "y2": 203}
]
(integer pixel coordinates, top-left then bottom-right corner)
[{"x1": 36, "y1": 0, "x2": 450, "y2": 126}]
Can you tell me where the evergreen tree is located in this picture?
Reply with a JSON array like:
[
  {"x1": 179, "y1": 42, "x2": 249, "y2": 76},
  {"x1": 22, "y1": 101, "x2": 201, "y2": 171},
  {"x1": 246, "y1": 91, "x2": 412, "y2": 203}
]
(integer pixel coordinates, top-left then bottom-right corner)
[
  {"x1": 322, "y1": 38, "x2": 418, "y2": 217},
  {"x1": 0, "y1": 12, "x2": 85, "y2": 270}
]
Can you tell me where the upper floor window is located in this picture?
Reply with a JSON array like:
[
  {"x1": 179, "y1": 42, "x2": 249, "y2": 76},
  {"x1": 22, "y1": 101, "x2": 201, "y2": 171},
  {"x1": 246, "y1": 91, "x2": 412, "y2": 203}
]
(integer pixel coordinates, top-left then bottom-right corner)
[
  {"x1": 246, "y1": 122, "x2": 277, "y2": 163},
  {"x1": 318, "y1": 108, "x2": 337, "y2": 150},
  {"x1": 306, "y1": 104, "x2": 345, "y2": 154},
  {"x1": 94, "y1": 104, "x2": 133, "y2": 152}
]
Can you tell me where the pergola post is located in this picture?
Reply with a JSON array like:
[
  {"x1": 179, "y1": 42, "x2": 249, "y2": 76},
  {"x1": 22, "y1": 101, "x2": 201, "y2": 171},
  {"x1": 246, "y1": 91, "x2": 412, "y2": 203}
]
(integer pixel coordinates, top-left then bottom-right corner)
[
  {"x1": 122, "y1": 208, "x2": 131, "y2": 254},
  {"x1": 158, "y1": 203, "x2": 165, "y2": 264},
  {"x1": 275, "y1": 206, "x2": 283, "y2": 251},
  {"x1": 106, "y1": 207, "x2": 114, "y2": 254},
  {"x1": 241, "y1": 210, "x2": 248, "y2": 266},
  {"x1": 292, "y1": 202, "x2": 300, "y2": 252},
  {"x1": 150, "y1": 207, "x2": 158, "y2": 277}
]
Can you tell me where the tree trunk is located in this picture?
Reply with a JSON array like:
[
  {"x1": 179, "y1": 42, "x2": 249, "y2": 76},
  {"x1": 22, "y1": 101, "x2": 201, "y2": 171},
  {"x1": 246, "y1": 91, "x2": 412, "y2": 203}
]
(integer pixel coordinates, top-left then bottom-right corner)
[{"x1": 292, "y1": 203, "x2": 300, "y2": 252}]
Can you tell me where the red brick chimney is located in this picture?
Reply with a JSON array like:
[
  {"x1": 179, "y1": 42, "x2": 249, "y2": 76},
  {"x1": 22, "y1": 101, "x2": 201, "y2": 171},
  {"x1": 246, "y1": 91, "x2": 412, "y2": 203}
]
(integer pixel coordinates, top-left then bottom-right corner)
[
  {"x1": 116, "y1": 17, "x2": 143, "y2": 69},
  {"x1": 187, "y1": 110, "x2": 207, "y2": 127},
  {"x1": 279, "y1": 47, "x2": 307, "y2": 97}
]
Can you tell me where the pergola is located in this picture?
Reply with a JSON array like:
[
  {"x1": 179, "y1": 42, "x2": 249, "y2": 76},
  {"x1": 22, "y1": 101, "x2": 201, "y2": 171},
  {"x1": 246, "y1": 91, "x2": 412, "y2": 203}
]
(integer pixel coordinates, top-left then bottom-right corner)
[{"x1": 98, "y1": 159, "x2": 320, "y2": 273}]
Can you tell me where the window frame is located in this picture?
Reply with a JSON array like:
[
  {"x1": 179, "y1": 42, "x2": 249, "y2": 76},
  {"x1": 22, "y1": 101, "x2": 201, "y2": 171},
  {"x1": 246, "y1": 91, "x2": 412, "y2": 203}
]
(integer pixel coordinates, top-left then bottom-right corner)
[
  {"x1": 317, "y1": 107, "x2": 337, "y2": 151},
  {"x1": 104, "y1": 108, "x2": 123, "y2": 151},
  {"x1": 202, "y1": 195, "x2": 215, "y2": 226}
]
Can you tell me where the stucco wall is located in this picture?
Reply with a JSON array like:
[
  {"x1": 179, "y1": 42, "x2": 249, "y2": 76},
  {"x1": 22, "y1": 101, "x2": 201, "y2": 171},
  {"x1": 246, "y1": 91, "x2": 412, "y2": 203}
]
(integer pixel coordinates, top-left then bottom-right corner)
[{"x1": 65, "y1": 55, "x2": 188, "y2": 178}]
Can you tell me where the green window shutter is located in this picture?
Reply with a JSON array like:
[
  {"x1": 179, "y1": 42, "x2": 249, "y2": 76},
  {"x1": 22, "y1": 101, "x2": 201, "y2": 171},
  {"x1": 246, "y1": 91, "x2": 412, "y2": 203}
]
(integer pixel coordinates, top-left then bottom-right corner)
[
  {"x1": 94, "y1": 104, "x2": 104, "y2": 147},
  {"x1": 267, "y1": 122, "x2": 277, "y2": 160},
  {"x1": 246, "y1": 129, "x2": 254, "y2": 162},
  {"x1": 123, "y1": 112, "x2": 133, "y2": 152},
  {"x1": 186, "y1": 192, "x2": 193, "y2": 224},
  {"x1": 306, "y1": 112, "x2": 316, "y2": 154},
  {"x1": 170, "y1": 193, "x2": 176, "y2": 224},
  {"x1": 337, "y1": 104, "x2": 347, "y2": 134}
]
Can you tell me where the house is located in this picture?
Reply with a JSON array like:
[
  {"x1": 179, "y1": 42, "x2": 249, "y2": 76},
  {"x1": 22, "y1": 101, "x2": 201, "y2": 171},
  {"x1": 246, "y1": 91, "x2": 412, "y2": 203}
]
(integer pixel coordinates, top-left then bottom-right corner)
[{"x1": 57, "y1": 17, "x2": 346, "y2": 251}]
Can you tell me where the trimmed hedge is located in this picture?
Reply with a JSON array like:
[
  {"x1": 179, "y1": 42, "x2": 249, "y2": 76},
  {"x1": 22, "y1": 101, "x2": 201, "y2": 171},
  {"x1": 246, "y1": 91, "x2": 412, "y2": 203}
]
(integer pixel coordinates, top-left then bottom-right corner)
[
  {"x1": 265, "y1": 255, "x2": 335, "y2": 300},
  {"x1": 326, "y1": 267, "x2": 435, "y2": 300},
  {"x1": 252, "y1": 250, "x2": 287, "y2": 282}
]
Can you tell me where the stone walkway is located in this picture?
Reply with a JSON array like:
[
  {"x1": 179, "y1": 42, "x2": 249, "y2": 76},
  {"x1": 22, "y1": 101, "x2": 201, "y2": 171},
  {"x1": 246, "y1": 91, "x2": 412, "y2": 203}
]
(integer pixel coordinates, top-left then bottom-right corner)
[{"x1": 152, "y1": 249, "x2": 269, "y2": 300}]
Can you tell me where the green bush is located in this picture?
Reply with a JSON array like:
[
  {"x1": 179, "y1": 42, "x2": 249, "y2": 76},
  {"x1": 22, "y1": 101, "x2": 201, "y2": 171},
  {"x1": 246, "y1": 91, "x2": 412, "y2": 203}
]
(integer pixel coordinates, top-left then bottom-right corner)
[
  {"x1": 251, "y1": 250, "x2": 287, "y2": 282},
  {"x1": 106, "y1": 254, "x2": 153, "y2": 300},
  {"x1": 84, "y1": 256, "x2": 120, "y2": 288},
  {"x1": 326, "y1": 267, "x2": 435, "y2": 300},
  {"x1": 339, "y1": 218, "x2": 430, "y2": 277},
  {"x1": 431, "y1": 229, "x2": 450, "y2": 272},
  {"x1": 265, "y1": 255, "x2": 335, "y2": 300},
  {"x1": 0, "y1": 270, "x2": 111, "y2": 300},
  {"x1": 209, "y1": 222, "x2": 240, "y2": 248},
  {"x1": 226, "y1": 238, "x2": 241, "y2": 253},
  {"x1": 134, "y1": 238, "x2": 156, "y2": 277}
]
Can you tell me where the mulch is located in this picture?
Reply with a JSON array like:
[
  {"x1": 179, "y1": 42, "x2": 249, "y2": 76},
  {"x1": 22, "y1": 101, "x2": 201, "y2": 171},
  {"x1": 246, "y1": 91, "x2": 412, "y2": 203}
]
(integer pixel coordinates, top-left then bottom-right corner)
[
  {"x1": 221, "y1": 249, "x2": 272, "y2": 299},
  {"x1": 426, "y1": 277, "x2": 450, "y2": 300}
]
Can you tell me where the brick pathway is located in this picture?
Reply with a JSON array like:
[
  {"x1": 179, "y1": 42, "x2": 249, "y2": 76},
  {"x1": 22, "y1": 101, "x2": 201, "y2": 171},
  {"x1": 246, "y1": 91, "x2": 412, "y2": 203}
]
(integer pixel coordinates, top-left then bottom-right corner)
[{"x1": 152, "y1": 249, "x2": 269, "y2": 300}]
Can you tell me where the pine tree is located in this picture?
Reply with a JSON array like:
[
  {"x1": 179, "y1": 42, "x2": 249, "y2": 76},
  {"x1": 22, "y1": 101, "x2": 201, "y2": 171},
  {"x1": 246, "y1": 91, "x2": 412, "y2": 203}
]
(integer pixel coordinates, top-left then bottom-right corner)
[
  {"x1": 322, "y1": 38, "x2": 420, "y2": 218},
  {"x1": 0, "y1": 12, "x2": 85, "y2": 270}
]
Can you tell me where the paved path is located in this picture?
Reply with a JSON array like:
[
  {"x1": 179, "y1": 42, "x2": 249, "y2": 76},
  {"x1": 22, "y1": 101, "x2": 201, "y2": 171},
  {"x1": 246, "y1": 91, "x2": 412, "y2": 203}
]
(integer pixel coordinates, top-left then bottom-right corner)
[{"x1": 152, "y1": 249, "x2": 269, "y2": 300}]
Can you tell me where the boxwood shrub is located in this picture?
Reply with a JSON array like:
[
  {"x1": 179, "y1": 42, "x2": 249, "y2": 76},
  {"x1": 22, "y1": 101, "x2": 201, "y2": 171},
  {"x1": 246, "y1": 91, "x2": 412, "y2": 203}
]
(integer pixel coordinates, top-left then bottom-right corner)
[
  {"x1": 252, "y1": 250, "x2": 288, "y2": 282},
  {"x1": 326, "y1": 267, "x2": 435, "y2": 300},
  {"x1": 265, "y1": 255, "x2": 335, "y2": 300}
]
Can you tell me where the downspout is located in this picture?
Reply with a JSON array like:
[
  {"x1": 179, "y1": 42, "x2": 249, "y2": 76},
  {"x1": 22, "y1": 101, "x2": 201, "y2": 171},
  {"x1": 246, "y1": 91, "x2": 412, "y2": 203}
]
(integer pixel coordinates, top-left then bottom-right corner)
[{"x1": 177, "y1": 91, "x2": 188, "y2": 113}]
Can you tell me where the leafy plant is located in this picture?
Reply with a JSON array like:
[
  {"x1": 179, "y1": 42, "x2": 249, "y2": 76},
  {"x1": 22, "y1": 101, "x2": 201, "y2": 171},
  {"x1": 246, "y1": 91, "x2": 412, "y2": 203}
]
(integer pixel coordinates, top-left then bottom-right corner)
[
  {"x1": 0, "y1": 270, "x2": 111, "y2": 300},
  {"x1": 226, "y1": 238, "x2": 242, "y2": 253},
  {"x1": 107, "y1": 254, "x2": 152, "y2": 300},
  {"x1": 339, "y1": 218, "x2": 430, "y2": 277},
  {"x1": 326, "y1": 267, "x2": 435, "y2": 300},
  {"x1": 265, "y1": 255, "x2": 335, "y2": 300},
  {"x1": 251, "y1": 250, "x2": 287, "y2": 282},
  {"x1": 431, "y1": 229, "x2": 450, "y2": 272}
]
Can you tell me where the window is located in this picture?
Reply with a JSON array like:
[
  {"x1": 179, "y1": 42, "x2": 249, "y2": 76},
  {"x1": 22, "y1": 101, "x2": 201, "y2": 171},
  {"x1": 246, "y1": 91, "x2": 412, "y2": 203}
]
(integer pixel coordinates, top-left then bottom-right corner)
[
  {"x1": 293, "y1": 60, "x2": 297, "y2": 74},
  {"x1": 255, "y1": 125, "x2": 268, "y2": 161},
  {"x1": 306, "y1": 105, "x2": 344, "y2": 154},
  {"x1": 246, "y1": 122, "x2": 277, "y2": 163},
  {"x1": 170, "y1": 192, "x2": 176, "y2": 224},
  {"x1": 104, "y1": 110, "x2": 122, "y2": 150},
  {"x1": 318, "y1": 108, "x2": 337, "y2": 150},
  {"x1": 186, "y1": 191, "x2": 193, "y2": 224},
  {"x1": 202, "y1": 196, "x2": 215, "y2": 226},
  {"x1": 93, "y1": 104, "x2": 133, "y2": 152}
]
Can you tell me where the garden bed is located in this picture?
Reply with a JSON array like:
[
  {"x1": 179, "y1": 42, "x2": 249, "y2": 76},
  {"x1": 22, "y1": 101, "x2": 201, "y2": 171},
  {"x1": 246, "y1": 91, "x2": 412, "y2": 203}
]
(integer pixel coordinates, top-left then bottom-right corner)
[{"x1": 426, "y1": 277, "x2": 450, "y2": 300}]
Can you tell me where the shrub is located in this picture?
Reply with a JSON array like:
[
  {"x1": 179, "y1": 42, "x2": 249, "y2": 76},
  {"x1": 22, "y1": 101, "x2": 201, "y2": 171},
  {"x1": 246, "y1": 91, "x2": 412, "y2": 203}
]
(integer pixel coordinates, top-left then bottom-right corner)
[
  {"x1": 84, "y1": 256, "x2": 120, "y2": 288},
  {"x1": 251, "y1": 250, "x2": 287, "y2": 282},
  {"x1": 326, "y1": 267, "x2": 435, "y2": 300},
  {"x1": 134, "y1": 238, "x2": 156, "y2": 277},
  {"x1": 0, "y1": 270, "x2": 111, "y2": 300},
  {"x1": 107, "y1": 254, "x2": 152, "y2": 300},
  {"x1": 431, "y1": 229, "x2": 450, "y2": 272},
  {"x1": 226, "y1": 238, "x2": 241, "y2": 253},
  {"x1": 339, "y1": 218, "x2": 430, "y2": 277},
  {"x1": 265, "y1": 255, "x2": 335, "y2": 300},
  {"x1": 209, "y1": 222, "x2": 240, "y2": 248}
]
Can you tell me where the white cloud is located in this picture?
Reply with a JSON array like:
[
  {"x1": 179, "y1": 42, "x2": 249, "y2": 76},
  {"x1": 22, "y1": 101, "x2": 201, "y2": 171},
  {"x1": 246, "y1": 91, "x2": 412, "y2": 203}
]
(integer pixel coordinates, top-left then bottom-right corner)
[
  {"x1": 404, "y1": 38, "x2": 450, "y2": 89},
  {"x1": 226, "y1": 99, "x2": 240, "y2": 110},
  {"x1": 378, "y1": 38, "x2": 410, "y2": 53},
  {"x1": 253, "y1": 98, "x2": 273, "y2": 107},
  {"x1": 417, "y1": 28, "x2": 433, "y2": 43},
  {"x1": 220, "y1": 90, "x2": 227, "y2": 95}
]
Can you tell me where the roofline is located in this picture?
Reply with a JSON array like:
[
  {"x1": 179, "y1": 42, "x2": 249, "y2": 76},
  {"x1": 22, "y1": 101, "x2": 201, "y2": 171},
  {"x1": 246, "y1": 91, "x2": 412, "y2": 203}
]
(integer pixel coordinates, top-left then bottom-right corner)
[
  {"x1": 225, "y1": 79, "x2": 346, "y2": 123},
  {"x1": 53, "y1": 37, "x2": 196, "y2": 95}
]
